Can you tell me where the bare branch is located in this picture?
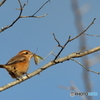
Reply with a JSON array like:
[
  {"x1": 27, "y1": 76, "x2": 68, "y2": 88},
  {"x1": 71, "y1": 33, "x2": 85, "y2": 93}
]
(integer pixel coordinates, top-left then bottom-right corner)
[
  {"x1": 53, "y1": 18, "x2": 96, "y2": 61},
  {"x1": 0, "y1": 0, "x2": 23, "y2": 33},
  {"x1": 32, "y1": 0, "x2": 50, "y2": 16},
  {"x1": 53, "y1": 36, "x2": 71, "y2": 61},
  {"x1": 71, "y1": 58, "x2": 100, "y2": 74},
  {"x1": 20, "y1": 14, "x2": 48, "y2": 18},
  {"x1": 52, "y1": 33, "x2": 63, "y2": 48},
  {"x1": 20, "y1": 0, "x2": 50, "y2": 18},
  {"x1": 43, "y1": 46, "x2": 57, "y2": 60},
  {"x1": 0, "y1": 0, "x2": 49, "y2": 33},
  {"x1": 73, "y1": 46, "x2": 100, "y2": 58},
  {"x1": 85, "y1": 33, "x2": 100, "y2": 37},
  {"x1": 69, "y1": 18, "x2": 96, "y2": 41},
  {"x1": 0, "y1": 0, "x2": 6, "y2": 6}
]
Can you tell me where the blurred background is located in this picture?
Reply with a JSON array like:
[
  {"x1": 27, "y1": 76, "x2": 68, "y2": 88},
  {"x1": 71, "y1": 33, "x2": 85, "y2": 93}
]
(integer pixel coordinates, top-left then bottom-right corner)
[{"x1": 0, "y1": 0, "x2": 100, "y2": 100}]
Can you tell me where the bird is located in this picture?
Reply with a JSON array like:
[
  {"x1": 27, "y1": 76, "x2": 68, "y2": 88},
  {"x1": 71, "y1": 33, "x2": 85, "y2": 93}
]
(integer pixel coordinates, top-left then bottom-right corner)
[{"x1": 0, "y1": 50, "x2": 35, "y2": 80}]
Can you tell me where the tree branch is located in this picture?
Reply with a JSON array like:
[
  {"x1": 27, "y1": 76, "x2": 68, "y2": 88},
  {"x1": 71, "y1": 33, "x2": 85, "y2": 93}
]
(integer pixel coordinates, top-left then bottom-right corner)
[
  {"x1": 0, "y1": 0, "x2": 23, "y2": 33},
  {"x1": 0, "y1": 0, "x2": 6, "y2": 6},
  {"x1": 85, "y1": 33, "x2": 100, "y2": 37},
  {"x1": 0, "y1": 0, "x2": 49, "y2": 33},
  {"x1": 69, "y1": 18, "x2": 96, "y2": 41},
  {"x1": 20, "y1": 0, "x2": 50, "y2": 18},
  {"x1": 53, "y1": 18, "x2": 96, "y2": 61},
  {"x1": 32, "y1": 0, "x2": 50, "y2": 16},
  {"x1": 53, "y1": 35, "x2": 71, "y2": 61},
  {"x1": 71, "y1": 58, "x2": 100, "y2": 74},
  {"x1": 20, "y1": 14, "x2": 48, "y2": 18}
]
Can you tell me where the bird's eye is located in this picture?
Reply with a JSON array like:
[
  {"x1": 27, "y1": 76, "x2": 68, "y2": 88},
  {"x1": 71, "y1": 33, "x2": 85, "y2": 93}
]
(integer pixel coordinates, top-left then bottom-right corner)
[{"x1": 25, "y1": 52, "x2": 28, "y2": 54}]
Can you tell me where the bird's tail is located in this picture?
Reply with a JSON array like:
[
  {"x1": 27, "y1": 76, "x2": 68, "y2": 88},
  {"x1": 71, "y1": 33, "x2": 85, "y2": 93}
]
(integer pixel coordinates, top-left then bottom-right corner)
[
  {"x1": 0, "y1": 65, "x2": 14, "y2": 75},
  {"x1": 0, "y1": 64, "x2": 5, "y2": 68}
]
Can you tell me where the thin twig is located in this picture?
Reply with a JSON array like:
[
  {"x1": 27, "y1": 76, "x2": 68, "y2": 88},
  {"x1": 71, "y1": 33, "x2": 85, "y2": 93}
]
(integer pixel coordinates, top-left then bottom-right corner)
[
  {"x1": 18, "y1": 0, "x2": 50, "y2": 18},
  {"x1": 53, "y1": 18, "x2": 96, "y2": 61},
  {"x1": 76, "y1": 47, "x2": 85, "y2": 54},
  {"x1": 26, "y1": 0, "x2": 29, "y2": 5},
  {"x1": 85, "y1": 33, "x2": 100, "y2": 37},
  {"x1": 0, "y1": 0, "x2": 49, "y2": 33},
  {"x1": 53, "y1": 36, "x2": 71, "y2": 61},
  {"x1": 52, "y1": 33, "x2": 63, "y2": 48},
  {"x1": 43, "y1": 46, "x2": 57, "y2": 60},
  {"x1": 69, "y1": 18, "x2": 96, "y2": 41},
  {"x1": 0, "y1": 0, "x2": 6, "y2": 6},
  {"x1": 0, "y1": 0, "x2": 23, "y2": 33},
  {"x1": 71, "y1": 58, "x2": 100, "y2": 74},
  {"x1": 32, "y1": 0, "x2": 50, "y2": 16},
  {"x1": 20, "y1": 14, "x2": 48, "y2": 18},
  {"x1": 19, "y1": 0, "x2": 50, "y2": 18}
]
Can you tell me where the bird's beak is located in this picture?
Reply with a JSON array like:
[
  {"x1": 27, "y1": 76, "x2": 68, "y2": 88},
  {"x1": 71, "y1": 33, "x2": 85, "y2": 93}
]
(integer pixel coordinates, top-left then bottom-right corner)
[
  {"x1": 32, "y1": 53, "x2": 35, "y2": 57},
  {"x1": 28, "y1": 52, "x2": 35, "y2": 58}
]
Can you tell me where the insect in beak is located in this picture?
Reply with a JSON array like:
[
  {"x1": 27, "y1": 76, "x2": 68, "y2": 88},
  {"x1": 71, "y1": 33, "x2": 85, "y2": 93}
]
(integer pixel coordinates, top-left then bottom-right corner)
[{"x1": 33, "y1": 53, "x2": 43, "y2": 65}]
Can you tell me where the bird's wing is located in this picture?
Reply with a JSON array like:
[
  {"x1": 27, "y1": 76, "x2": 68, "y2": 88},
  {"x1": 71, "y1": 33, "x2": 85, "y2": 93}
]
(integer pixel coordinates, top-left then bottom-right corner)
[{"x1": 6, "y1": 55, "x2": 26, "y2": 65}]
